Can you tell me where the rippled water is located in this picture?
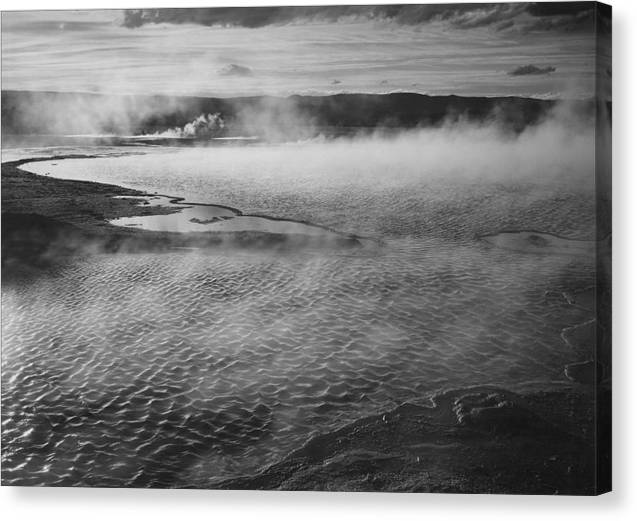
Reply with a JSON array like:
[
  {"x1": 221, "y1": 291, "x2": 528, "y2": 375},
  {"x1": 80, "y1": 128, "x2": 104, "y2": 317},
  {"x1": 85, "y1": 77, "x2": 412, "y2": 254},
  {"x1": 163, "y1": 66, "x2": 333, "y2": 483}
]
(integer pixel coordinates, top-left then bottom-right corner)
[{"x1": 2, "y1": 144, "x2": 596, "y2": 487}]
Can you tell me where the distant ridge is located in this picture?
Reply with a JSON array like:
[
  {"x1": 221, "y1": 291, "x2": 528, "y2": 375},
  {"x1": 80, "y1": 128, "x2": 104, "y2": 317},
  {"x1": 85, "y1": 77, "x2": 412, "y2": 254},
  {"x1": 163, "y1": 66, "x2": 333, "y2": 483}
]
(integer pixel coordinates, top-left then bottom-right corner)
[{"x1": 1, "y1": 90, "x2": 594, "y2": 140}]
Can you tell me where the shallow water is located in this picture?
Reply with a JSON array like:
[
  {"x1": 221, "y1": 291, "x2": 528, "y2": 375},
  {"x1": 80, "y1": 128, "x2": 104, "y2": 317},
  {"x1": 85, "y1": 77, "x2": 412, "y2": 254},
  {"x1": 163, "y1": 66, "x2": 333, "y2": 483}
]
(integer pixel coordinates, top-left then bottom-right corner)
[
  {"x1": 2, "y1": 144, "x2": 597, "y2": 487},
  {"x1": 110, "y1": 195, "x2": 342, "y2": 237}
]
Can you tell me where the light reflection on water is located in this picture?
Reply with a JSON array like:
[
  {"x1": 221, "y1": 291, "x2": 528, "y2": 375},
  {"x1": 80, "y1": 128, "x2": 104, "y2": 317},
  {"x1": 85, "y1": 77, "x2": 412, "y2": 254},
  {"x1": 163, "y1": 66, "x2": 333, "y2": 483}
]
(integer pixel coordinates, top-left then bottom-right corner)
[{"x1": 110, "y1": 195, "x2": 340, "y2": 237}]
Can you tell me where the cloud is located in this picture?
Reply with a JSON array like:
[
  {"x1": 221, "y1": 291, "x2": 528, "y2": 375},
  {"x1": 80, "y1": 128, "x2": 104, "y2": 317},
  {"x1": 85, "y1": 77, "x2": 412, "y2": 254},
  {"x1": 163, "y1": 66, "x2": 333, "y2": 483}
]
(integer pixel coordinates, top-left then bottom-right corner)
[
  {"x1": 121, "y1": 3, "x2": 599, "y2": 33},
  {"x1": 508, "y1": 65, "x2": 556, "y2": 77},
  {"x1": 523, "y1": 10, "x2": 594, "y2": 33},
  {"x1": 496, "y1": 20, "x2": 515, "y2": 31},
  {"x1": 218, "y1": 64, "x2": 253, "y2": 77},
  {"x1": 445, "y1": 3, "x2": 526, "y2": 30},
  {"x1": 525, "y1": 2, "x2": 593, "y2": 17}
]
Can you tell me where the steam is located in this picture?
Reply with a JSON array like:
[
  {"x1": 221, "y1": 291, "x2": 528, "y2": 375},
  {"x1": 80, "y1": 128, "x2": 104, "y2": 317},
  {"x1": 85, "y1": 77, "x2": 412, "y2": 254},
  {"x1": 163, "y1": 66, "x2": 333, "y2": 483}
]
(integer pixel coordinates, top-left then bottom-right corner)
[
  {"x1": 218, "y1": 64, "x2": 253, "y2": 77},
  {"x1": 1, "y1": 90, "x2": 187, "y2": 137},
  {"x1": 153, "y1": 113, "x2": 225, "y2": 139},
  {"x1": 4, "y1": 89, "x2": 596, "y2": 148},
  {"x1": 17, "y1": 97, "x2": 604, "y2": 244}
]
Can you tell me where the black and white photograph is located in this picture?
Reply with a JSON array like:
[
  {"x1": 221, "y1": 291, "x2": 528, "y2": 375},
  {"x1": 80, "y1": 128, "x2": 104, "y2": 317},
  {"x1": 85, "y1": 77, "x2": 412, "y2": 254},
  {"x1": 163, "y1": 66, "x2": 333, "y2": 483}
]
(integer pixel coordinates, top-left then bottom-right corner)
[{"x1": 1, "y1": 1, "x2": 612, "y2": 496}]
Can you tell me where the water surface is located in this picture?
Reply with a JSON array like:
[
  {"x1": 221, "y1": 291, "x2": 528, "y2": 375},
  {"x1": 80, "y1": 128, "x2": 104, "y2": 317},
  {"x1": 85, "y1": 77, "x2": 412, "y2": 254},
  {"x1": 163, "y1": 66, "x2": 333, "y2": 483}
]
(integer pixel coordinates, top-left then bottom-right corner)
[{"x1": 2, "y1": 144, "x2": 596, "y2": 487}]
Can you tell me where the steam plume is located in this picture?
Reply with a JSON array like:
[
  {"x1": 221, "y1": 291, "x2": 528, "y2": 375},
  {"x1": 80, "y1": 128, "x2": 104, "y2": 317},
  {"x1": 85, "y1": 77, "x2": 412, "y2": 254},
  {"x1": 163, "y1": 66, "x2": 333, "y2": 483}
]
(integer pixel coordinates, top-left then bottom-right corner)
[{"x1": 153, "y1": 113, "x2": 225, "y2": 139}]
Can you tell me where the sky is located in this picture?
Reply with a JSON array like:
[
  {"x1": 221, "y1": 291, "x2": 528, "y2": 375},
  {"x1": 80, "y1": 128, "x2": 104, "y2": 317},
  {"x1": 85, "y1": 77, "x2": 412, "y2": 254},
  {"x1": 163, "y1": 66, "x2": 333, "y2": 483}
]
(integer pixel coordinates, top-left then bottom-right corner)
[{"x1": 0, "y1": 4, "x2": 605, "y2": 99}]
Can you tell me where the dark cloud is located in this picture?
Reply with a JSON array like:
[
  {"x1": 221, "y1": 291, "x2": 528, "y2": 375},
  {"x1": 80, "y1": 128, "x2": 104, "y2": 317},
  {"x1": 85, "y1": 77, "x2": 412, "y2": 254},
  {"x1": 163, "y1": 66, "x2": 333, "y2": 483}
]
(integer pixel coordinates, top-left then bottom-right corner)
[
  {"x1": 218, "y1": 64, "x2": 253, "y2": 77},
  {"x1": 523, "y1": 9, "x2": 594, "y2": 33},
  {"x1": 508, "y1": 65, "x2": 556, "y2": 76},
  {"x1": 526, "y1": 2, "x2": 593, "y2": 17},
  {"x1": 122, "y1": 6, "x2": 379, "y2": 29},
  {"x1": 122, "y1": 3, "x2": 597, "y2": 33},
  {"x1": 496, "y1": 20, "x2": 515, "y2": 32},
  {"x1": 446, "y1": 3, "x2": 526, "y2": 30},
  {"x1": 122, "y1": 4, "x2": 511, "y2": 29}
]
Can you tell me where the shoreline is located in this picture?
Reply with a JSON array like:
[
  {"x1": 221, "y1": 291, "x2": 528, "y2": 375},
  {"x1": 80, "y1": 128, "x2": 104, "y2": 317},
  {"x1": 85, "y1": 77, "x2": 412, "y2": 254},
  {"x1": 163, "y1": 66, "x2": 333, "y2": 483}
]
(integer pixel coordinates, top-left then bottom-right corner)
[
  {"x1": 1, "y1": 155, "x2": 362, "y2": 275},
  {"x1": 16, "y1": 155, "x2": 375, "y2": 241}
]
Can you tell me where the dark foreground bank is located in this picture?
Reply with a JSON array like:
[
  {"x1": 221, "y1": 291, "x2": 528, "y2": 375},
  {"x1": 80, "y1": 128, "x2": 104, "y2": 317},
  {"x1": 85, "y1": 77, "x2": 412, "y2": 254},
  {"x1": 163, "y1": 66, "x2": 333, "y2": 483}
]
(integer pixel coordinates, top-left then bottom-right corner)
[{"x1": 219, "y1": 385, "x2": 610, "y2": 494}]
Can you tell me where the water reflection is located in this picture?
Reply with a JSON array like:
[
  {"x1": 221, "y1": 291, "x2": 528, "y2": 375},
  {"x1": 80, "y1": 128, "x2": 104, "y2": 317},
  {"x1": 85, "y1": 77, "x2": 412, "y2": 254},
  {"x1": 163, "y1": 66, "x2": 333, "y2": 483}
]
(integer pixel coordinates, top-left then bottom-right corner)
[{"x1": 110, "y1": 195, "x2": 338, "y2": 237}]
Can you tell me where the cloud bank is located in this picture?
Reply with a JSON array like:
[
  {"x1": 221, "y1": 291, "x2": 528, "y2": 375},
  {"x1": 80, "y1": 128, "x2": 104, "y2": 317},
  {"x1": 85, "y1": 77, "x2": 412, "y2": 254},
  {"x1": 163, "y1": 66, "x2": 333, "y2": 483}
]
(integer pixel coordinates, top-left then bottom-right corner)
[{"x1": 122, "y1": 3, "x2": 600, "y2": 33}]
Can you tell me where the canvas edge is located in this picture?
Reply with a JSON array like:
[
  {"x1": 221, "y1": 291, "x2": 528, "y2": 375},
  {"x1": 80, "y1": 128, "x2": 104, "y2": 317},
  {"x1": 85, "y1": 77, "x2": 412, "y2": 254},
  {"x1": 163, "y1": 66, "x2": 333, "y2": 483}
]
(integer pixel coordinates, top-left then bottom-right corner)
[{"x1": 593, "y1": 0, "x2": 612, "y2": 496}]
